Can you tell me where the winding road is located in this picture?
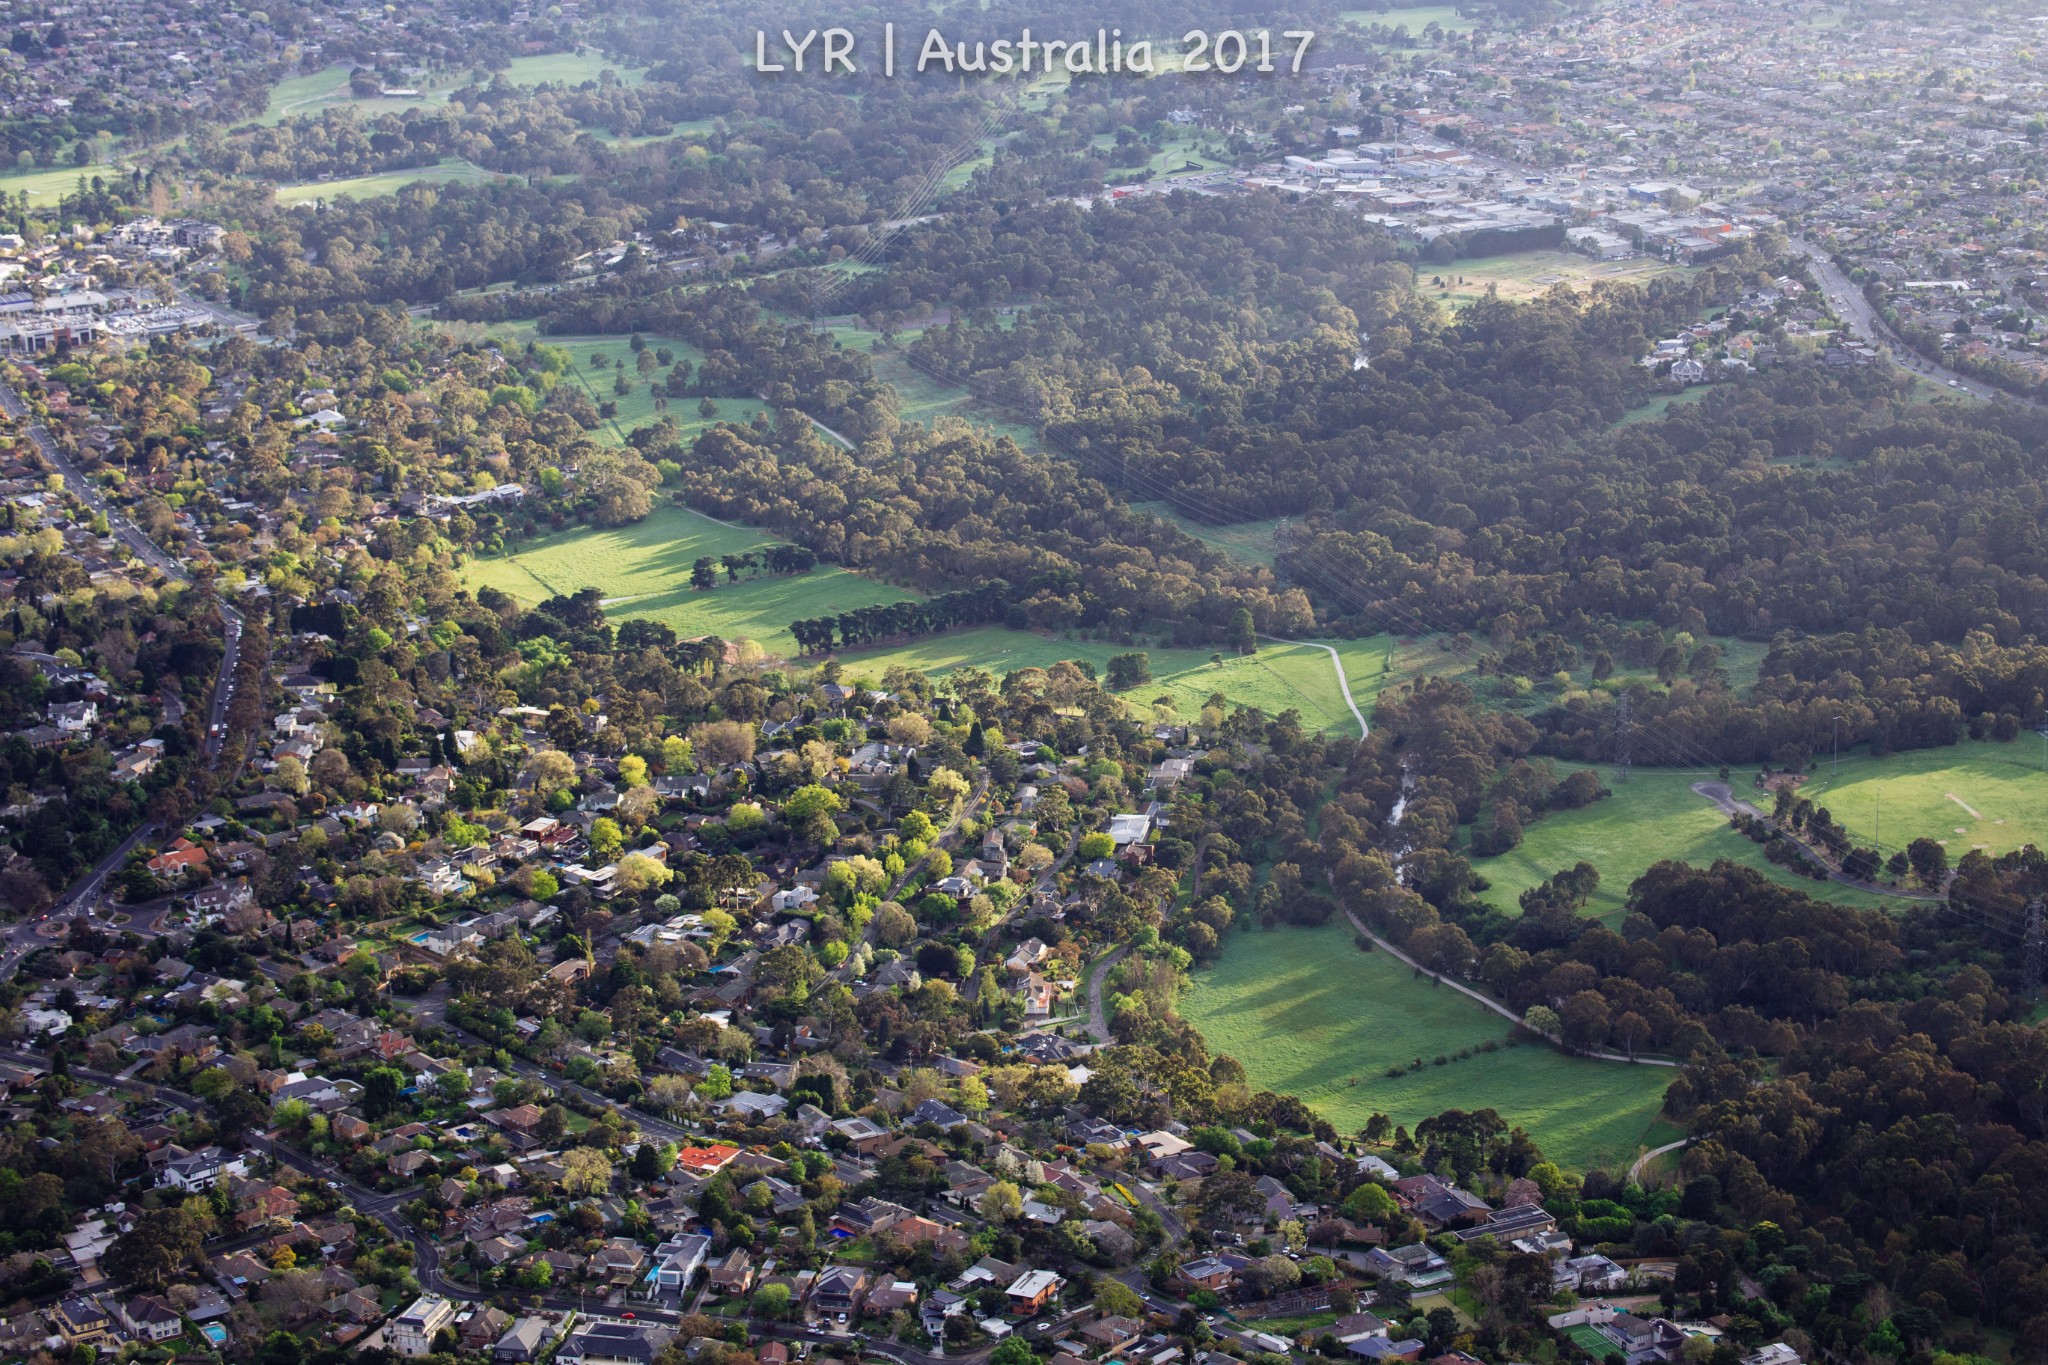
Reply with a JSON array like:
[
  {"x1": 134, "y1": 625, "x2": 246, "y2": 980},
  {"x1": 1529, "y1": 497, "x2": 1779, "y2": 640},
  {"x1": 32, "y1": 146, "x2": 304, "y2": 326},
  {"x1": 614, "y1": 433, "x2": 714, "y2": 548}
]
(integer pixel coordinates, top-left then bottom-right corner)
[
  {"x1": 1627, "y1": 1137, "x2": 1690, "y2": 1185},
  {"x1": 1262, "y1": 636, "x2": 1368, "y2": 738}
]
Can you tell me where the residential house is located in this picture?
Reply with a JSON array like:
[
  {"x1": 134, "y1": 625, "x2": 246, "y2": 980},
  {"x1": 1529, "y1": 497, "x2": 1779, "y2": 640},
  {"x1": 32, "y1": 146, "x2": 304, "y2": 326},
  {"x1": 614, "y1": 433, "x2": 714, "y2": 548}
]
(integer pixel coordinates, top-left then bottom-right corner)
[
  {"x1": 672, "y1": 1143, "x2": 742, "y2": 1178},
  {"x1": 1364, "y1": 1244, "x2": 1454, "y2": 1290},
  {"x1": 1596, "y1": 1315, "x2": 1688, "y2": 1365},
  {"x1": 1006, "y1": 1269, "x2": 1064, "y2": 1315},
  {"x1": 495, "y1": 1317, "x2": 555, "y2": 1363},
  {"x1": 832, "y1": 1116, "x2": 891, "y2": 1155},
  {"x1": 117, "y1": 1301, "x2": 185, "y2": 1350},
  {"x1": 390, "y1": 1293, "x2": 459, "y2": 1357},
  {"x1": 159, "y1": 1144, "x2": 246, "y2": 1193},
  {"x1": 50, "y1": 1298, "x2": 113, "y2": 1348},
  {"x1": 1453, "y1": 1204, "x2": 1556, "y2": 1244},
  {"x1": 556, "y1": 1321, "x2": 677, "y2": 1365},
  {"x1": 708, "y1": 1249, "x2": 755, "y2": 1296},
  {"x1": 1080, "y1": 1317, "x2": 1146, "y2": 1354},
  {"x1": 589, "y1": 1240, "x2": 650, "y2": 1285},
  {"x1": 717, "y1": 1091, "x2": 788, "y2": 1121},
  {"x1": 833, "y1": 1198, "x2": 913, "y2": 1237},
  {"x1": 460, "y1": 1307, "x2": 514, "y2": 1352},
  {"x1": 1742, "y1": 1347, "x2": 1800, "y2": 1365},
  {"x1": 909, "y1": 1098, "x2": 969, "y2": 1130},
  {"x1": 1178, "y1": 1257, "x2": 1236, "y2": 1293},
  {"x1": 1557, "y1": 1255, "x2": 1627, "y2": 1294},
  {"x1": 810, "y1": 1266, "x2": 869, "y2": 1317},
  {"x1": 651, "y1": 1234, "x2": 712, "y2": 1291},
  {"x1": 1333, "y1": 1313, "x2": 1390, "y2": 1344}
]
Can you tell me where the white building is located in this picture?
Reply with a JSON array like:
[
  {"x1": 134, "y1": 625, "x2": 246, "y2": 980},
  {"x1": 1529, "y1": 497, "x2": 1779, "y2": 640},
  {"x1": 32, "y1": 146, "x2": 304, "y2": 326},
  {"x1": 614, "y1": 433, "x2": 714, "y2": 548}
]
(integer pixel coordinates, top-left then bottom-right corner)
[{"x1": 390, "y1": 1293, "x2": 459, "y2": 1357}]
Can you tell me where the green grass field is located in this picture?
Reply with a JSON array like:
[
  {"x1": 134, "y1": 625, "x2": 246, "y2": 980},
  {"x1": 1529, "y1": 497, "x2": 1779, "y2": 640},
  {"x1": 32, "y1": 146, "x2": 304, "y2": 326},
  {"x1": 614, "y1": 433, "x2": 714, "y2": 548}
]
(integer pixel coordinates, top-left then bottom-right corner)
[
  {"x1": 1617, "y1": 387, "x2": 1710, "y2": 426},
  {"x1": 1794, "y1": 738, "x2": 2048, "y2": 860},
  {"x1": 835, "y1": 628, "x2": 1387, "y2": 736},
  {"x1": 461, "y1": 506, "x2": 910, "y2": 657},
  {"x1": 0, "y1": 162, "x2": 128, "y2": 207},
  {"x1": 1372, "y1": 629, "x2": 1771, "y2": 721},
  {"x1": 785, "y1": 327, "x2": 1045, "y2": 452},
  {"x1": 1132, "y1": 503, "x2": 1287, "y2": 568},
  {"x1": 258, "y1": 51, "x2": 643, "y2": 126},
  {"x1": 275, "y1": 159, "x2": 505, "y2": 206},
  {"x1": 1340, "y1": 4, "x2": 1479, "y2": 32},
  {"x1": 432, "y1": 322, "x2": 767, "y2": 445},
  {"x1": 1182, "y1": 922, "x2": 1674, "y2": 1172},
  {"x1": 497, "y1": 51, "x2": 647, "y2": 86},
  {"x1": 1423, "y1": 251, "x2": 1688, "y2": 310},
  {"x1": 1469, "y1": 765, "x2": 1901, "y2": 921},
  {"x1": 1091, "y1": 130, "x2": 1234, "y2": 182}
]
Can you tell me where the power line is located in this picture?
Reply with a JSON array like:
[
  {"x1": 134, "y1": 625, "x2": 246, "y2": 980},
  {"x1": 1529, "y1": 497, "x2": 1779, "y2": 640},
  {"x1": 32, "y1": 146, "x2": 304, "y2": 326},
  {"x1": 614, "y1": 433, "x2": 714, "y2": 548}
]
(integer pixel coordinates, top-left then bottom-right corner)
[
  {"x1": 1613, "y1": 693, "x2": 1632, "y2": 784},
  {"x1": 778, "y1": 184, "x2": 2034, "y2": 953}
]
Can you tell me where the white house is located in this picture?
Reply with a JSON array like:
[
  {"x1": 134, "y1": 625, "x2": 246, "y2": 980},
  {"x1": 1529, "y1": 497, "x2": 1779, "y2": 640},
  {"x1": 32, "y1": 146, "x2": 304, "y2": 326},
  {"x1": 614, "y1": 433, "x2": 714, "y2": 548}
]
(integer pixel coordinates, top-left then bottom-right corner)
[
  {"x1": 158, "y1": 1144, "x2": 247, "y2": 1193},
  {"x1": 650, "y1": 1234, "x2": 712, "y2": 1291},
  {"x1": 390, "y1": 1294, "x2": 459, "y2": 1357},
  {"x1": 772, "y1": 886, "x2": 818, "y2": 913}
]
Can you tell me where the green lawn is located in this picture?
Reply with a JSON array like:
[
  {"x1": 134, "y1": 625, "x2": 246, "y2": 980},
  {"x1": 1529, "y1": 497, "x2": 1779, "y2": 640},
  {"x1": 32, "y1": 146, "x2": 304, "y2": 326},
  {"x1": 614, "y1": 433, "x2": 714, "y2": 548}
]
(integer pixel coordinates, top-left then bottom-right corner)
[
  {"x1": 498, "y1": 51, "x2": 647, "y2": 87},
  {"x1": 1793, "y1": 737, "x2": 2048, "y2": 860},
  {"x1": 1182, "y1": 922, "x2": 1674, "y2": 1172},
  {"x1": 860, "y1": 342, "x2": 1043, "y2": 452},
  {"x1": 1423, "y1": 251, "x2": 1689, "y2": 309},
  {"x1": 1616, "y1": 387, "x2": 1710, "y2": 426},
  {"x1": 257, "y1": 51, "x2": 642, "y2": 126},
  {"x1": 1091, "y1": 130, "x2": 1234, "y2": 182},
  {"x1": 275, "y1": 159, "x2": 504, "y2": 206},
  {"x1": 1340, "y1": 5, "x2": 1479, "y2": 33},
  {"x1": 1132, "y1": 503, "x2": 1286, "y2": 568},
  {"x1": 0, "y1": 162, "x2": 128, "y2": 206},
  {"x1": 461, "y1": 506, "x2": 911, "y2": 658},
  {"x1": 1243, "y1": 1313, "x2": 1340, "y2": 1337},
  {"x1": 763, "y1": 312, "x2": 1045, "y2": 452},
  {"x1": 433, "y1": 323, "x2": 766, "y2": 445},
  {"x1": 835, "y1": 628, "x2": 1387, "y2": 736},
  {"x1": 1469, "y1": 765, "x2": 1901, "y2": 922},
  {"x1": 1374, "y1": 629, "x2": 1771, "y2": 723}
]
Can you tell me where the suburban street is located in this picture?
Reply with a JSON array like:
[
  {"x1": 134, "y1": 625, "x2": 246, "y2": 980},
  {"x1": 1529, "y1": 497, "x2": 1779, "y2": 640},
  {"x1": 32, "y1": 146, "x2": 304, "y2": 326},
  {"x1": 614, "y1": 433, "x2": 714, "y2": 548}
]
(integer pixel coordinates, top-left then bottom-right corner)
[
  {"x1": 1792, "y1": 238, "x2": 2036, "y2": 406},
  {"x1": 22, "y1": 1050, "x2": 999, "y2": 1365},
  {"x1": 0, "y1": 370, "x2": 249, "y2": 924}
]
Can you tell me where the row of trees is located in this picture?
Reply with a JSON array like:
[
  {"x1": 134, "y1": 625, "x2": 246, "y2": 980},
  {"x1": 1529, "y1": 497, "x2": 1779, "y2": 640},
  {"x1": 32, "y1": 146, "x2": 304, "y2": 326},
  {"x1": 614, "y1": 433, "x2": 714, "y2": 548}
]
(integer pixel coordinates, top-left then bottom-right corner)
[{"x1": 789, "y1": 582, "x2": 1010, "y2": 653}]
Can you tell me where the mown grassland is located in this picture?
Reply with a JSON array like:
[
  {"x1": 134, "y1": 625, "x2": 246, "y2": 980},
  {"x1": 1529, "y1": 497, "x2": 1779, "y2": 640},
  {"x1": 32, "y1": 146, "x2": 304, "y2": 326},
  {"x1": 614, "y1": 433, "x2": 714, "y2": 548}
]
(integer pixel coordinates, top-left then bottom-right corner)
[
  {"x1": 1180, "y1": 922, "x2": 1676, "y2": 1171},
  {"x1": 1468, "y1": 765, "x2": 1902, "y2": 922},
  {"x1": 1793, "y1": 738, "x2": 2048, "y2": 860},
  {"x1": 836, "y1": 628, "x2": 1387, "y2": 736},
  {"x1": 460, "y1": 506, "x2": 910, "y2": 658}
]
